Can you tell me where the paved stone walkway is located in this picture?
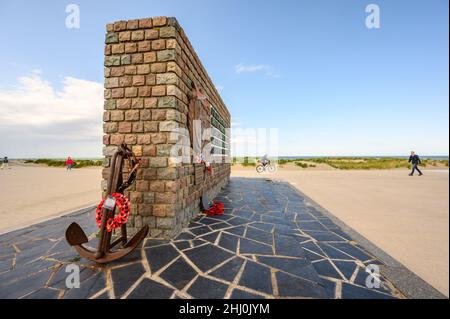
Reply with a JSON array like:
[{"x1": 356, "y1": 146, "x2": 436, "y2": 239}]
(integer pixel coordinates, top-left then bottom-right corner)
[{"x1": 0, "y1": 178, "x2": 404, "y2": 299}]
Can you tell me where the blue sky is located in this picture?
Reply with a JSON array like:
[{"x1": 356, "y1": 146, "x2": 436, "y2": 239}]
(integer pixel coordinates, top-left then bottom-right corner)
[{"x1": 0, "y1": 0, "x2": 448, "y2": 157}]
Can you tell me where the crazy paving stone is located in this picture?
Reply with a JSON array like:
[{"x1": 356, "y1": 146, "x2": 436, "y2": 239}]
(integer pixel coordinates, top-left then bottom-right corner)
[
  {"x1": 316, "y1": 243, "x2": 355, "y2": 260},
  {"x1": 274, "y1": 234, "x2": 305, "y2": 258},
  {"x1": 198, "y1": 231, "x2": 220, "y2": 244},
  {"x1": 230, "y1": 289, "x2": 266, "y2": 299},
  {"x1": 145, "y1": 244, "x2": 179, "y2": 273},
  {"x1": 127, "y1": 278, "x2": 174, "y2": 299},
  {"x1": 245, "y1": 227, "x2": 273, "y2": 245},
  {"x1": 333, "y1": 260, "x2": 359, "y2": 281},
  {"x1": 63, "y1": 272, "x2": 107, "y2": 299},
  {"x1": 328, "y1": 242, "x2": 374, "y2": 261},
  {"x1": 218, "y1": 232, "x2": 239, "y2": 253},
  {"x1": 184, "y1": 243, "x2": 234, "y2": 272},
  {"x1": 0, "y1": 269, "x2": 52, "y2": 299},
  {"x1": 111, "y1": 263, "x2": 146, "y2": 297},
  {"x1": 224, "y1": 225, "x2": 246, "y2": 237},
  {"x1": 312, "y1": 260, "x2": 344, "y2": 280},
  {"x1": 248, "y1": 222, "x2": 274, "y2": 233},
  {"x1": 303, "y1": 231, "x2": 347, "y2": 242},
  {"x1": 23, "y1": 287, "x2": 60, "y2": 299},
  {"x1": 239, "y1": 238, "x2": 273, "y2": 255},
  {"x1": 238, "y1": 260, "x2": 272, "y2": 295},
  {"x1": 209, "y1": 256, "x2": 244, "y2": 282},
  {"x1": 187, "y1": 276, "x2": 228, "y2": 299},
  {"x1": 341, "y1": 282, "x2": 396, "y2": 299},
  {"x1": 275, "y1": 271, "x2": 329, "y2": 298},
  {"x1": 256, "y1": 256, "x2": 320, "y2": 283},
  {"x1": 159, "y1": 257, "x2": 198, "y2": 290}
]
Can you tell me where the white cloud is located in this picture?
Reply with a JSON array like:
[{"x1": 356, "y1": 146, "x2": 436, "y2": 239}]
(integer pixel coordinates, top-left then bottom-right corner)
[
  {"x1": 0, "y1": 72, "x2": 103, "y2": 158},
  {"x1": 235, "y1": 63, "x2": 279, "y2": 78}
]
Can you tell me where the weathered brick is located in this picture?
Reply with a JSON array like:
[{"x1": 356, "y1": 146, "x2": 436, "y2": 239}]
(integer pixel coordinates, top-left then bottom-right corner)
[
  {"x1": 111, "y1": 88, "x2": 125, "y2": 99},
  {"x1": 152, "y1": 85, "x2": 166, "y2": 96},
  {"x1": 139, "y1": 18, "x2": 153, "y2": 29},
  {"x1": 104, "y1": 100, "x2": 116, "y2": 110},
  {"x1": 131, "y1": 53, "x2": 143, "y2": 64},
  {"x1": 143, "y1": 52, "x2": 157, "y2": 63},
  {"x1": 144, "y1": 121, "x2": 158, "y2": 132},
  {"x1": 151, "y1": 63, "x2": 166, "y2": 73},
  {"x1": 151, "y1": 39, "x2": 166, "y2": 50},
  {"x1": 137, "y1": 64, "x2": 150, "y2": 74},
  {"x1": 143, "y1": 145, "x2": 157, "y2": 156},
  {"x1": 125, "y1": 42, "x2": 138, "y2": 53},
  {"x1": 136, "y1": 180, "x2": 149, "y2": 192},
  {"x1": 159, "y1": 26, "x2": 176, "y2": 38},
  {"x1": 156, "y1": 73, "x2": 178, "y2": 85},
  {"x1": 138, "y1": 41, "x2": 151, "y2": 52},
  {"x1": 145, "y1": 29, "x2": 159, "y2": 40},
  {"x1": 130, "y1": 75, "x2": 144, "y2": 87},
  {"x1": 153, "y1": 16, "x2": 167, "y2": 27},
  {"x1": 132, "y1": 145, "x2": 143, "y2": 157},
  {"x1": 125, "y1": 110, "x2": 140, "y2": 121},
  {"x1": 151, "y1": 133, "x2": 166, "y2": 144},
  {"x1": 131, "y1": 30, "x2": 145, "y2": 41},
  {"x1": 127, "y1": 19, "x2": 139, "y2": 30},
  {"x1": 104, "y1": 122, "x2": 118, "y2": 133},
  {"x1": 119, "y1": 31, "x2": 131, "y2": 41},
  {"x1": 110, "y1": 66, "x2": 125, "y2": 77},
  {"x1": 132, "y1": 122, "x2": 144, "y2": 132},
  {"x1": 119, "y1": 76, "x2": 133, "y2": 87},
  {"x1": 124, "y1": 134, "x2": 137, "y2": 144},
  {"x1": 105, "y1": 32, "x2": 119, "y2": 44},
  {"x1": 155, "y1": 192, "x2": 177, "y2": 204},
  {"x1": 158, "y1": 96, "x2": 177, "y2": 108},
  {"x1": 110, "y1": 110, "x2": 124, "y2": 121},
  {"x1": 121, "y1": 54, "x2": 132, "y2": 65},
  {"x1": 105, "y1": 77, "x2": 119, "y2": 88},
  {"x1": 131, "y1": 98, "x2": 144, "y2": 109},
  {"x1": 149, "y1": 157, "x2": 167, "y2": 168},
  {"x1": 140, "y1": 109, "x2": 151, "y2": 121},
  {"x1": 137, "y1": 134, "x2": 151, "y2": 145},
  {"x1": 118, "y1": 122, "x2": 132, "y2": 133},
  {"x1": 114, "y1": 21, "x2": 127, "y2": 31},
  {"x1": 157, "y1": 50, "x2": 176, "y2": 62},
  {"x1": 125, "y1": 87, "x2": 138, "y2": 98},
  {"x1": 110, "y1": 134, "x2": 125, "y2": 145},
  {"x1": 159, "y1": 121, "x2": 178, "y2": 132},
  {"x1": 124, "y1": 65, "x2": 137, "y2": 75},
  {"x1": 144, "y1": 97, "x2": 157, "y2": 108},
  {"x1": 152, "y1": 109, "x2": 166, "y2": 121},
  {"x1": 111, "y1": 43, "x2": 125, "y2": 54},
  {"x1": 138, "y1": 86, "x2": 151, "y2": 97},
  {"x1": 105, "y1": 56, "x2": 120, "y2": 67}
]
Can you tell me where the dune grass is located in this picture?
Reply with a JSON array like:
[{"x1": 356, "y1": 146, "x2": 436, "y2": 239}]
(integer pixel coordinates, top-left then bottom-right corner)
[{"x1": 25, "y1": 158, "x2": 102, "y2": 168}]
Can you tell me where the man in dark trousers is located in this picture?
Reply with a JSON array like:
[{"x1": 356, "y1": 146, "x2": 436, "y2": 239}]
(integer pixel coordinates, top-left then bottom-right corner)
[{"x1": 408, "y1": 151, "x2": 423, "y2": 176}]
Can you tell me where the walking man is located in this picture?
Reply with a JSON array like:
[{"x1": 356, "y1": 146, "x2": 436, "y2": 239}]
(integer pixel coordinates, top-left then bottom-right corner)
[{"x1": 408, "y1": 151, "x2": 423, "y2": 176}]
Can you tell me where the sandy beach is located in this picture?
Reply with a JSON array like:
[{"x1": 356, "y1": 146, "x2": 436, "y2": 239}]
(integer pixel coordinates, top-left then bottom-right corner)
[
  {"x1": 232, "y1": 164, "x2": 449, "y2": 297},
  {"x1": 0, "y1": 162, "x2": 448, "y2": 296},
  {"x1": 0, "y1": 163, "x2": 102, "y2": 234}
]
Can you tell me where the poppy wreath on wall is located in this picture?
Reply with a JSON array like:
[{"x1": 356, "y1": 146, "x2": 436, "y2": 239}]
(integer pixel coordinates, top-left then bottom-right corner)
[{"x1": 95, "y1": 193, "x2": 131, "y2": 232}]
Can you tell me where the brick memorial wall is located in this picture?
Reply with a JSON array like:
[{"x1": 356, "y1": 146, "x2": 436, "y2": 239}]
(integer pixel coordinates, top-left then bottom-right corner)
[{"x1": 102, "y1": 17, "x2": 231, "y2": 238}]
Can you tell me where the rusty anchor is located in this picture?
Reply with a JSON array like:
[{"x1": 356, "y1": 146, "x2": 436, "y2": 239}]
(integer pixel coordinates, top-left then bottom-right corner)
[{"x1": 65, "y1": 144, "x2": 149, "y2": 263}]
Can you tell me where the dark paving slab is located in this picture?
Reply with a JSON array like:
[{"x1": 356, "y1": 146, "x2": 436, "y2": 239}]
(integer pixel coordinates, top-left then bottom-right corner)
[{"x1": 0, "y1": 178, "x2": 406, "y2": 299}]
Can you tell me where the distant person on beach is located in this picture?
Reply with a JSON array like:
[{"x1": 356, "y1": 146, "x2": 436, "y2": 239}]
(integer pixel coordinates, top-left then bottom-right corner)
[
  {"x1": 0, "y1": 156, "x2": 9, "y2": 170},
  {"x1": 408, "y1": 151, "x2": 423, "y2": 176},
  {"x1": 66, "y1": 157, "x2": 74, "y2": 171}
]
